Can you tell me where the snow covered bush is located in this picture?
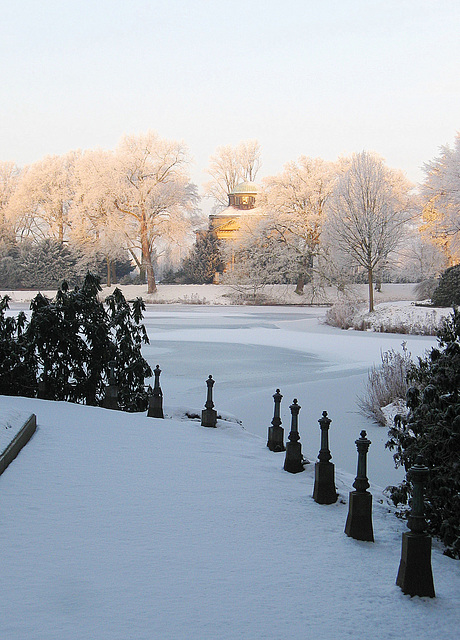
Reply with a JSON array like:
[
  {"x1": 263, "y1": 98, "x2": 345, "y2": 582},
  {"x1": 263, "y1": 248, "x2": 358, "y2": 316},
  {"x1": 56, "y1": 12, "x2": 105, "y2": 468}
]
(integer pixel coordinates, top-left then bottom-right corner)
[
  {"x1": 327, "y1": 299, "x2": 447, "y2": 335},
  {"x1": 357, "y1": 342, "x2": 412, "y2": 425},
  {"x1": 324, "y1": 301, "x2": 364, "y2": 329},
  {"x1": 386, "y1": 308, "x2": 460, "y2": 559}
]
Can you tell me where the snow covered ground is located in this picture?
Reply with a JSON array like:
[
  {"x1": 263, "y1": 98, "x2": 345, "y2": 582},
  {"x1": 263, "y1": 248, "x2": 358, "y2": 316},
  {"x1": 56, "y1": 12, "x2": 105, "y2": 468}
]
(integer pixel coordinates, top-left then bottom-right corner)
[
  {"x1": 0, "y1": 397, "x2": 458, "y2": 640},
  {"x1": 0, "y1": 281, "x2": 427, "y2": 306},
  {"x1": 1, "y1": 300, "x2": 459, "y2": 639},
  {"x1": 1, "y1": 300, "x2": 446, "y2": 488},
  {"x1": 0, "y1": 406, "x2": 33, "y2": 454}
]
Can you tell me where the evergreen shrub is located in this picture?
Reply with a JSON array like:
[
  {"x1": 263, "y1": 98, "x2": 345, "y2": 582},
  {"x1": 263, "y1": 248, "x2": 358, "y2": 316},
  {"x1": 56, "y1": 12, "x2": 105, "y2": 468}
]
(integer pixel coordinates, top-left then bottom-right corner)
[
  {"x1": 0, "y1": 273, "x2": 152, "y2": 411},
  {"x1": 386, "y1": 308, "x2": 460, "y2": 558},
  {"x1": 431, "y1": 265, "x2": 460, "y2": 307},
  {"x1": 0, "y1": 296, "x2": 37, "y2": 397},
  {"x1": 181, "y1": 231, "x2": 223, "y2": 284}
]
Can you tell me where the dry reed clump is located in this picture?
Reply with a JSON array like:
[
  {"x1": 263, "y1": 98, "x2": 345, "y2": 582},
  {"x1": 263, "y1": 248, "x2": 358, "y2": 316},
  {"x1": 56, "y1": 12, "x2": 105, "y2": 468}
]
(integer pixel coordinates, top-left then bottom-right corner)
[
  {"x1": 324, "y1": 301, "x2": 365, "y2": 329},
  {"x1": 357, "y1": 342, "x2": 413, "y2": 425}
]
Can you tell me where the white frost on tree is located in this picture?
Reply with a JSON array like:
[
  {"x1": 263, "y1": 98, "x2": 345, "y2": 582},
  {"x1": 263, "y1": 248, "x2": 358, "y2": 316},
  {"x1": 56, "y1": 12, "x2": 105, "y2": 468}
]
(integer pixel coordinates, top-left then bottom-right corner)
[
  {"x1": 221, "y1": 211, "x2": 296, "y2": 300},
  {"x1": 421, "y1": 133, "x2": 460, "y2": 264},
  {"x1": 108, "y1": 131, "x2": 198, "y2": 294},
  {"x1": 0, "y1": 161, "x2": 21, "y2": 244},
  {"x1": 204, "y1": 140, "x2": 261, "y2": 210},
  {"x1": 70, "y1": 149, "x2": 129, "y2": 286},
  {"x1": 325, "y1": 151, "x2": 414, "y2": 312},
  {"x1": 258, "y1": 156, "x2": 337, "y2": 293},
  {"x1": 7, "y1": 152, "x2": 79, "y2": 244}
]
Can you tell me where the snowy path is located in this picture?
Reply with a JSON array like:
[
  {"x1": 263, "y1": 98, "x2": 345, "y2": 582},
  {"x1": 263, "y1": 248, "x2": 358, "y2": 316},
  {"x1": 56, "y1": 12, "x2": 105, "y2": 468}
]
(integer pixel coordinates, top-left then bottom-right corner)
[{"x1": 0, "y1": 397, "x2": 458, "y2": 640}]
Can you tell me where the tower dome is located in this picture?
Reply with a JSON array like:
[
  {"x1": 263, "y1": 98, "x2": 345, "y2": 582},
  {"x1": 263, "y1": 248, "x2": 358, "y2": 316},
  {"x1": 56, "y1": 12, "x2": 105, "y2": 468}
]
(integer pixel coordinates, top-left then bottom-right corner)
[
  {"x1": 229, "y1": 181, "x2": 258, "y2": 196},
  {"x1": 228, "y1": 181, "x2": 258, "y2": 209}
]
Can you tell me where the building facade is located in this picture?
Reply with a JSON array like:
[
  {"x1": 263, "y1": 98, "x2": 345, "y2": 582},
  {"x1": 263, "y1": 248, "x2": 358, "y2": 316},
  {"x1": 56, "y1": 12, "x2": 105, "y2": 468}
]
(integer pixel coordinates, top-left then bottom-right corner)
[{"x1": 209, "y1": 181, "x2": 259, "y2": 242}]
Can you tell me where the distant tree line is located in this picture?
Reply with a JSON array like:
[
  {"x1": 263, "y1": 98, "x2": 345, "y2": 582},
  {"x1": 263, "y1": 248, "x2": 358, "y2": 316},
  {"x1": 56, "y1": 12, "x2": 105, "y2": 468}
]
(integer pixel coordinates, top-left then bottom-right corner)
[
  {"x1": 0, "y1": 238, "x2": 135, "y2": 290},
  {"x1": 172, "y1": 138, "x2": 459, "y2": 311},
  {"x1": 0, "y1": 132, "x2": 200, "y2": 294},
  {"x1": 1, "y1": 132, "x2": 459, "y2": 309}
]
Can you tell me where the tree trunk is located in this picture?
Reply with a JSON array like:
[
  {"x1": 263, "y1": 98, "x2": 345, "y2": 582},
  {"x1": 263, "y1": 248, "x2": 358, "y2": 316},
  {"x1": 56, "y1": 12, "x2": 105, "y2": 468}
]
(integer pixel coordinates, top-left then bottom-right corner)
[
  {"x1": 111, "y1": 260, "x2": 117, "y2": 285},
  {"x1": 295, "y1": 275, "x2": 305, "y2": 295},
  {"x1": 58, "y1": 204, "x2": 64, "y2": 245},
  {"x1": 368, "y1": 267, "x2": 374, "y2": 313},
  {"x1": 146, "y1": 261, "x2": 156, "y2": 294},
  {"x1": 140, "y1": 216, "x2": 157, "y2": 294},
  {"x1": 106, "y1": 258, "x2": 112, "y2": 287}
]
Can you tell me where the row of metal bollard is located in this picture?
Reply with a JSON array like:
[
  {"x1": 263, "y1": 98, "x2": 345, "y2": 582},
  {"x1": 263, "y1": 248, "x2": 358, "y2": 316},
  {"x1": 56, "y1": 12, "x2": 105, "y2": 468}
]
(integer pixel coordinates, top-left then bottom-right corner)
[
  {"x1": 104, "y1": 368, "x2": 435, "y2": 598},
  {"x1": 267, "y1": 386, "x2": 435, "y2": 599}
]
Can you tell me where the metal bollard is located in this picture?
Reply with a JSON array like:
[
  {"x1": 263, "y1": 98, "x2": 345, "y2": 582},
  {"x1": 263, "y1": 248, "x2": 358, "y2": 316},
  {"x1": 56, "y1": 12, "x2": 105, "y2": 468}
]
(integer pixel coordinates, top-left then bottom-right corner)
[
  {"x1": 267, "y1": 389, "x2": 285, "y2": 452},
  {"x1": 148, "y1": 364, "x2": 164, "y2": 418},
  {"x1": 312, "y1": 411, "x2": 337, "y2": 504},
  {"x1": 201, "y1": 375, "x2": 217, "y2": 427},
  {"x1": 396, "y1": 455, "x2": 435, "y2": 597},
  {"x1": 283, "y1": 399, "x2": 305, "y2": 473},
  {"x1": 344, "y1": 430, "x2": 374, "y2": 541}
]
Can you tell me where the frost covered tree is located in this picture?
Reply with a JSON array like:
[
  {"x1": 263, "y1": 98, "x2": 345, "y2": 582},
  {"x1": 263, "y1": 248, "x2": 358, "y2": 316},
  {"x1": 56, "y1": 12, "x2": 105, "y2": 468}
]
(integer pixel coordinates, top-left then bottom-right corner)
[
  {"x1": 7, "y1": 152, "x2": 78, "y2": 244},
  {"x1": 110, "y1": 132, "x2": 198, "y2": 293},
  {"x1": 221, "y1": 211, "x2": 299, "y2": 301},
  {"x1": 0, "y1": 161, "x2": 21, "y2": 274},
  {"x1": 0, "y1": 161, "x2": 21, "y2": 236},
  {"x1": 259, "y1": 157, "x2": 336, "y2": 293},
  {"x1": 71, "y1": 149, "x2": 130, "y2": 286},
  {"x1": 204, "y1": 140, "x2": 261, "y2": 210},
  {"x1": 390, "y1": 231, "x2": 447, "y2": 283},
  {"x1": 421, "y1": 133, "x2": 460, "y2": 264},
  {"x1": 326, "y1": 151, "x2": 413, "y2": 312}
]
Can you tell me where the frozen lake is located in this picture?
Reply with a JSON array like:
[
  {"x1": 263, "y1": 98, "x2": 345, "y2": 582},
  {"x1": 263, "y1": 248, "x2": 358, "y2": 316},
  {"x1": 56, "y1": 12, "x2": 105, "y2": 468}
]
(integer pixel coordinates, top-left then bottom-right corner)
[
  {"x1": 6, "y1": 301, "x2": 436, "y2": 488},
  {"x1": 140, "y1": 305, "x2": 436, "y2": 488}
]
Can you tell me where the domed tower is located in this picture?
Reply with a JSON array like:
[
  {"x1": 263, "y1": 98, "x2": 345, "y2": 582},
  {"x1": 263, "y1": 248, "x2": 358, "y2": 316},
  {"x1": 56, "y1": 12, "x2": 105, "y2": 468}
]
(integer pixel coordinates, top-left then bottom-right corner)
[
  {"x1": 228, "y1": 181, "x2": 258, "y2": 210},
  {"x1": 209, "y1": 181, "x2": 259, "y2": 242}
]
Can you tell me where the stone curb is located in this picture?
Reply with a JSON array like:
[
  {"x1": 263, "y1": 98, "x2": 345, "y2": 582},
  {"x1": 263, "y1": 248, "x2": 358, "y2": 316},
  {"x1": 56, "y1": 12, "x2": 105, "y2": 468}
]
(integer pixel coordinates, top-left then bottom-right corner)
[{"x1": 0, "y1": 414, "x2": 37, "y2": 476}]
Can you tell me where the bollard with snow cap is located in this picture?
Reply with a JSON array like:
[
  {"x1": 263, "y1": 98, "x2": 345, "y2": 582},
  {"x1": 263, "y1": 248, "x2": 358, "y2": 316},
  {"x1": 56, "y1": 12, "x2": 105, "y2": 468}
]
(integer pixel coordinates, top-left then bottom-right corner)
[{"x1": 201, "y1": 375, "x2": 217, "y2": 427}]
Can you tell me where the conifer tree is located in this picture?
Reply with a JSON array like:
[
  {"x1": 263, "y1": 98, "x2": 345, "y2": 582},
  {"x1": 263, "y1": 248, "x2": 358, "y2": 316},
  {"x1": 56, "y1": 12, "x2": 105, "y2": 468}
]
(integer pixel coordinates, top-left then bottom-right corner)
[
  {"x1": 23, "y1": 273, "x2": 152, "y2": 409},
  {"x1": 0, "y1": 296, "x2": 36, "y2": 396},
  {"x1": 105, "y1": 289, "x2": 152, "y2": 411},
  {"x1": 181, "y1": 230, "x2": 223, "y2": 283},
  {"x1": 386, "y1": 308, "x2": 460, "y2": 558}
]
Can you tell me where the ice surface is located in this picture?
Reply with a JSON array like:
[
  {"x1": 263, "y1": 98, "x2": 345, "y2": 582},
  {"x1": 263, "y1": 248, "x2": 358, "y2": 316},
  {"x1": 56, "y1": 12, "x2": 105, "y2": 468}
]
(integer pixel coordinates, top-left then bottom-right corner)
[{"x1": 139, "y1": 305, "x2": 435, "y2": 487}]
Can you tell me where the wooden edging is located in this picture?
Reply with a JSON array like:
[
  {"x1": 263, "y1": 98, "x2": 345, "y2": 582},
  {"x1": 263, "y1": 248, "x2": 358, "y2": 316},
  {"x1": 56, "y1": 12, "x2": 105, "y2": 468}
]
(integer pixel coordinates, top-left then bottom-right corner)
[{"x1": 0, "y1": 414, "x2": 37, "y2": 476}]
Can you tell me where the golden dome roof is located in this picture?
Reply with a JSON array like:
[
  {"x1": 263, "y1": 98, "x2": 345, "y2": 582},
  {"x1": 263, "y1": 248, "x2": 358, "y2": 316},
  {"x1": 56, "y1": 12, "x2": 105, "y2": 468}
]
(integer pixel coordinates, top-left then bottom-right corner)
[{"x1": 228, "y1": 181, "x2": 258, "y2": 195}]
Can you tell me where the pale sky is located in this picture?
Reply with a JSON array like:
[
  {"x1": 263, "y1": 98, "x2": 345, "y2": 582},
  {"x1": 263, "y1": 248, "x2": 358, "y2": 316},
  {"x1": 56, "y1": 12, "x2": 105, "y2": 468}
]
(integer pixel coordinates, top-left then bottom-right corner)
[{"x1": 1, "y1": 0, "x2": 459, "y2": 203}]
